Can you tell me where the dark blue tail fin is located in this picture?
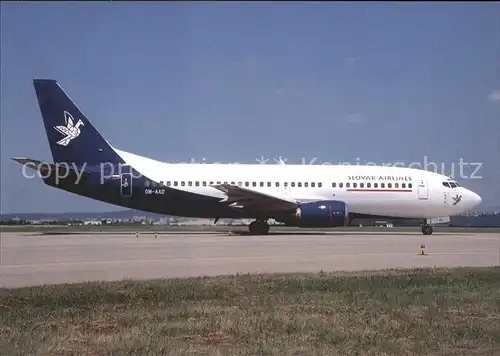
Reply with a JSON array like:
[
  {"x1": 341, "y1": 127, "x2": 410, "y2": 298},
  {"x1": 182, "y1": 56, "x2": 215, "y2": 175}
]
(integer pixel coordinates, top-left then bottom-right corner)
[{"x1": 33, "y1": 79, "x2": 125, "y2": 167}]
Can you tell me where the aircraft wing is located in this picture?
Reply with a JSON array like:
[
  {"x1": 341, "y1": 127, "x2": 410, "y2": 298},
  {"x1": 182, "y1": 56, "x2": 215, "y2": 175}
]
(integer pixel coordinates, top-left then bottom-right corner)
[{"x1": 211, "y1": 183, "x2": 299, "y2": 212}]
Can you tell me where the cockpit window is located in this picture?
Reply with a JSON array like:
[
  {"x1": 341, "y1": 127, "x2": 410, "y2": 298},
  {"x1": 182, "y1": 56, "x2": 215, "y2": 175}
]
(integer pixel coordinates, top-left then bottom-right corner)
[
  {"x1": 443, "y1": 181, "x2": 460, "y2": 188},
  {"x1": 442, "y1": 182, "x2": 450, "y2": 188}
]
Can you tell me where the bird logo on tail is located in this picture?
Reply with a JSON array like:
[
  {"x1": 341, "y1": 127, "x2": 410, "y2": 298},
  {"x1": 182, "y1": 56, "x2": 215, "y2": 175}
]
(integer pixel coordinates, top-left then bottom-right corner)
[{"x1": 54, "y1": 111, "x2": 84, "y2": 146}]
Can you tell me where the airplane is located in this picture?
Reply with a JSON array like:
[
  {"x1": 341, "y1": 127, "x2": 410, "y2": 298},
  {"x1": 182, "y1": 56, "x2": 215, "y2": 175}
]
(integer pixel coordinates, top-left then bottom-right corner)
[{"x1": 12, "y1": 79, "x2": 482, "y2": 235}]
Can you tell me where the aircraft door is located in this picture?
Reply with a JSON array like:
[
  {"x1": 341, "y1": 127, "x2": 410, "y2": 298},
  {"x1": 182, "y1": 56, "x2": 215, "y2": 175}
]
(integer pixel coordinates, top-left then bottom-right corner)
[
  {"x1": 417, "y1": 179, "x2": 428, "y2": 200},
  {"x1": 121, "y1": 165, "x2": 133, "y2": 198}
]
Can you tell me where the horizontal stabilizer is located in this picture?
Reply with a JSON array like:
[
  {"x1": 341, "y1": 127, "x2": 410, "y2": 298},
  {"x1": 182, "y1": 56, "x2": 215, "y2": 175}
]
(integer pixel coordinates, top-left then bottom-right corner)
[
  {"x1": 11, "y1": 157, "x2": 44, "y2": 167},
  {"x1": 11, "y1": 157, "x2": 90, "y2": 179}
]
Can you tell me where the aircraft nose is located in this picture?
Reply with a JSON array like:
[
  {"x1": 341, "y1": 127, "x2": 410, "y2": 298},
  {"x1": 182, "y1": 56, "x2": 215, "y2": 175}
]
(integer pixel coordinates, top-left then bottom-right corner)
[
  {"x1": 472, "y1": 191, "x2": 482, "y2": 206},
  {"x1": 468, "y1": 190, "x2": 482, "y2": 208}
]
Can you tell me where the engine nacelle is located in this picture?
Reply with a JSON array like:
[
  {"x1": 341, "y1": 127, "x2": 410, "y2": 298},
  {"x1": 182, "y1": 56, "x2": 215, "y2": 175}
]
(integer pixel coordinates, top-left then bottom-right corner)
[{"x1": 294, "y1": 200, "x2": 349, "y2": 228}]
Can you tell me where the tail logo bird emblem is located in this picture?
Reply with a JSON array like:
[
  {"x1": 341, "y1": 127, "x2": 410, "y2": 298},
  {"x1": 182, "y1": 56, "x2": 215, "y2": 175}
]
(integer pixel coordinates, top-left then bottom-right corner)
[{"x1": 54, "y1": 111, "x2": 84, "y2": 146}]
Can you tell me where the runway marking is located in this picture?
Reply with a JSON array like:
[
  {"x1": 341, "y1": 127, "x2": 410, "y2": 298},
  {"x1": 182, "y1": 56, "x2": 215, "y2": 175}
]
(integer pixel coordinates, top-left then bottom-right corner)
[
  {"x1": 1, "y1": 251, "x2": 495, "y2": 268},
  {"x1": 2, "y1": 236, "x2": 495, "y2": 249}
]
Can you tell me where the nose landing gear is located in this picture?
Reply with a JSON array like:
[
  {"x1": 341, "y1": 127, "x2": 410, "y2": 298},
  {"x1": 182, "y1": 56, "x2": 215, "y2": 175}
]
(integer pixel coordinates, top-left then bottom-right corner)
[{"x1": 421, "y1": 224, "x2": 433, "y2": 235}]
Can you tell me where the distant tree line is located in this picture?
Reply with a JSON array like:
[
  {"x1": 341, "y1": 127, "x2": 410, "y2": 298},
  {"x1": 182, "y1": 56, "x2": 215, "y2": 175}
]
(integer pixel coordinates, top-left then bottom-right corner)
[
  {"x1": 0, "y1": 218, "x2": 150, "y2": 226},
  {"x1": 0, "y1": 219, "x2": 62, "y2": 225}
]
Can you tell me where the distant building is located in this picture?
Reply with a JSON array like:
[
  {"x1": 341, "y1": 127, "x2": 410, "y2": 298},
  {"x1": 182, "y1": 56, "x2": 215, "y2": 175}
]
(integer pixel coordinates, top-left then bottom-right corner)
[
  {"x1": 83, "y1": 220, "x2": 102, "y2": 225},
  {"x1": 374, "y1": 220, "x2": 393, "y2": 227}
]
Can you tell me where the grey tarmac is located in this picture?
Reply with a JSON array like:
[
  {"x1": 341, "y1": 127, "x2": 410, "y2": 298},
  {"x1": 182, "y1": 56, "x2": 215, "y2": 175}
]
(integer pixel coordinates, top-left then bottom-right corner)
[{"x1": 1, "y1": 231, "x2": 499, "y2": 288}]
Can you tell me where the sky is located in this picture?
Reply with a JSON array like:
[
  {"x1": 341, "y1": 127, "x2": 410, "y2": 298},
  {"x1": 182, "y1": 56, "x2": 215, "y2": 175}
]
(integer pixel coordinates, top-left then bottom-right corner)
[{"x1": 1, "y1": 2, "x2": 499, "y2": 213}]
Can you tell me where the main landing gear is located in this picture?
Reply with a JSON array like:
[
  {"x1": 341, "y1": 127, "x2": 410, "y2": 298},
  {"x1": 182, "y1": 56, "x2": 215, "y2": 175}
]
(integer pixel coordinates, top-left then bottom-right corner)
[
  {"x1": 421, "y1": 224, "x2": 433, "y2": 235},
  {"x1": 249, "y1": 220, "x2": 270, "y2": 235}
]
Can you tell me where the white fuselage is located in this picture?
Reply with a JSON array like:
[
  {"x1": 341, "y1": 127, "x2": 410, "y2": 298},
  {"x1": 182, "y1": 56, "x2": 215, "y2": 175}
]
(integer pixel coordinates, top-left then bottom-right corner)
[{"x1": 114, "y1": 148, "x2": 482, "y2": 219}]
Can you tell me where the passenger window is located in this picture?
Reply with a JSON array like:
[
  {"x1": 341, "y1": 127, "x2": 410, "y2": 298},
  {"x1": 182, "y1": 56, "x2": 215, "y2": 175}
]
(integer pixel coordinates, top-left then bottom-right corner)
[
  {"x1": 367, "y1": 183, "x2": 371, "y2": 188},
  {"x1": 381, "y1": 183, "x2": 385, "y2": 188},
  {"x1": 298, "y1": 182, "x2": 302, "y2": 187},
  {"x1": 202, "y1": 181, "x2": 206, "y2": 186},
  {"x1": 291, "y1": 182, "x2": 295, "y2": 187},
  {"x1": 388, "y1": 183, "x2": 392, "y2": 188},
  {"x1": 360, "y1": 183, "x2": 364, "y2": 188},
  {"x1": 245, "y1": 182, "x2": 249, "y2": 187},
  {"x1": 408, "y1": 183, "x2": 412, "y2": 188},
  {"x1": 353, "y1": 183, "x2": 357, "y2": 188},
  {"x1": 402, "y1": 183, "x2": 406, "y2": 188},
  {"x1": 275, "y1": 182, "x2": 279, "y2": 187},
  {"x1": 181, "y1": 182, "x2": 185, "y2": 186},
  {"x1": 196, "y1": 181, "x2": 200, "y2": 186},
  {"x1": 318, "y1": 182, "x2": 322, "y2": 188},
  {"x1": 374, "y1": 183, "x2": 378, "y2": 188},
  {"x1": 304, "y1": 182, "x2": 308, "y2": 187},
  {"x1": 260, "y1": 182, "x2": 264, "y2": 187},
  {"x1": 217, "y1": 181, "x2": 221, "y2": 184},
  {"x1": 346, "y1": 183, "x2": 350, "y2": 188},
  {"x1": 339, "y1": 183, "x2": 343, "y2": 188},
  {"x1": 267, "y1": 182, "x2": 271, "y2": 187},
  {"x1": 145, "y1": 180, "x2": 150, "y2": 187},
  {"x1": 311, "y1": 182, "x2": 315, "y2": 188},
  {"x1": 159, "y1": 181, "x2": 164, "y2": 187},
  {"x1": 188, "y1": 182, "x2": 192, "y2": 186},
  {"x1": 395, "y1": 183, "x2": 399, "y2": 188},
  {"x1": 284, "y1": 182, "x2": 288, "y2": 187},
  {"x1": 238, "y1": 182, "x2": 242, "y2": 186},
  {"x1": 173, "y1": 181, "x2": 178, "y2": 186},
  {"x1": 166, "y1": 181, "x2": 171, "y2": 187},
  {"x1": 252, "y1": 182, "x2": 256, "y2": 187},
  {"x1": 332, "y1": 182, "x2": 336, "y2": 188}
]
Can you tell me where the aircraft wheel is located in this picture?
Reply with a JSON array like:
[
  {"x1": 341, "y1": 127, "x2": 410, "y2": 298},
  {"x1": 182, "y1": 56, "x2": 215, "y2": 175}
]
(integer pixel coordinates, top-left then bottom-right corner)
[
  {"x1": 249, "y1": 220, "x2": 270, "y2": 235},
  {"x1": 259, "y1": 221, "x2": 270, "y2": 235},
  {"x1": 421, "y1": 224, "x2": 433, "y2": 235},
  {"x1": 249, "y1": 221, "x2": 258, "y2": 234}
]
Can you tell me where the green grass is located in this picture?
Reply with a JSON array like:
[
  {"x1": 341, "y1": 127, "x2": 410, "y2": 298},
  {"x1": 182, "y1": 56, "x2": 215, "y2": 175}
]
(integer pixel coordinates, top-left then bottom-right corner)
[{"x1": 2, "y1": 267, "x2": 500, "y2": 355}]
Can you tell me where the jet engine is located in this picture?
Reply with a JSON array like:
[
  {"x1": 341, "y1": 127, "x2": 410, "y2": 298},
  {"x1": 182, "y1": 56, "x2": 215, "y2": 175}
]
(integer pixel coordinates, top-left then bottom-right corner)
[{"x1": 292, "y1": 200, "x2": 350, "y2": 227}]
